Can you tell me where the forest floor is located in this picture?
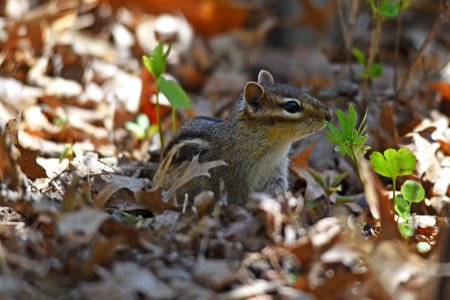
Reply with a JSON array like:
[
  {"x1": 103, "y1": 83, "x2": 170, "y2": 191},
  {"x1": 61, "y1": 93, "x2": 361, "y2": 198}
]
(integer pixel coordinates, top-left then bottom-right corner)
[{"x1": 0, "y1": 0, "x2": 450, "y2": 299}]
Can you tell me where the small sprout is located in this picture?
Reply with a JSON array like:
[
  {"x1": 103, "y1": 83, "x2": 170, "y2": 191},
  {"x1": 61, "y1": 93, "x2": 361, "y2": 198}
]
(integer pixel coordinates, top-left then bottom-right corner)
[
  {"x1": 351, "y1": 48, "x2": 383, "y2": 79},
  {"x1": 325, "y1": 104, "x2": 370, "y2": 182},
  {"x1": 53, "y1": 110, "x2": 68, "y2": 129},
  {"x1": 416, "y1": 242, "x2": 431, "y2": 253},
  {"x1": 142, "y1": 42, "x2": 191, "y2": 147},
  {"x1": 370, "y1": 148, "x2": 426, "y2": 239},
  {"x1": 125, "y1": 113, "x2": 158, "y2": 140},
  {"x1": 59, "y1": 143, "x2": 82, "y2": 163}
]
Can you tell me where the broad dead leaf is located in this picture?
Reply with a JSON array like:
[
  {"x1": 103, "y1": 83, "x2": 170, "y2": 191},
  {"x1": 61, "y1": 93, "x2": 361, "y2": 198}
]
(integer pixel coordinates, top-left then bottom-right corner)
[
  {"x1": 57, "y1": 208, "x2": 109, "y2": 239},
  {"x1": 93, "y1": 174, "x2": 149, "y2": 208},
  {"x1": 80, "y1": 262, "x2": 176, "y2": 300},
  {"x1": 153, "y1": 154, "x2": 227, "y2": 201},
  {"x1": 6, "y1": 117, "x2": 47, "y2": 179}
]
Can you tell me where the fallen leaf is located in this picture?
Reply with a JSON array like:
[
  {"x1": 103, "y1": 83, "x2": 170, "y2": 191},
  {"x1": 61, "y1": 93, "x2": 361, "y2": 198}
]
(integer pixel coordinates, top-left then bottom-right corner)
[
  {"x1": 57, "y1": 208, "x2": 109, "y2": 239},
  {"x1": 193, "y1": 259, "x2": 238, "y2": 291},
  {"x1": 290, "y1": 144, "x2": 314, "y2": 169},
  {"x1": 80, "y1": 262, "x2": 176, "y2": 300},
  {"x1": 5, "y1": 117, "x2": 47, "y2": 180},
  {"x1": 93, "y1": 174, "x2": 149, "y2": 208}
]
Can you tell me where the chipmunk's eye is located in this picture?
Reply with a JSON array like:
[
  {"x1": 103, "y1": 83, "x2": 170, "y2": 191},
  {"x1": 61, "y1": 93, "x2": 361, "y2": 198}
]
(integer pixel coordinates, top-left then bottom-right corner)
[{"x1": 282, "y1": 101, "x2": 302, "y2": 113}]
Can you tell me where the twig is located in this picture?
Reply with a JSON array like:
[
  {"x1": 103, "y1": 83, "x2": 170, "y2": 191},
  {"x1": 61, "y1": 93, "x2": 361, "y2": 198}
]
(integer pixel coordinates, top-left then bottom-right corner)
[
  {"x1": 335, "y1": 0, "x2": 360, "y2": 80},
  {"x1": 397, "y1": 2, "x2": 450, "y2": 98},
  {"x1": 362, "y1": 2, "x2": 383, "y2": 105},
  {"x1": 393, "y1": 0, "x2": 404, "y2": 93}
]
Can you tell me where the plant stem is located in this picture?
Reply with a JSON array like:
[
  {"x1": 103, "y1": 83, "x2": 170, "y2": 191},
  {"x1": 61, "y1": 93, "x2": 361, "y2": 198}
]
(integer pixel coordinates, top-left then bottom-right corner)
[
  {"x1": 155, "y1": 79, "x2": 165, "y2": 149},
  {"x1": 392, "y1": 177, "x2": 396, "y2": 202},
  {"x1": 393, "y1": 0, "x2": 403, "y2": 93},
  {"x1": 362, "y1": 6, "x2": 383, "y2": 105},
  {"x1": 171, "y1": 108, "x2": 177, "y2": 132},
  {"x1": 352, "y1": 150, "x2": 364, "y2": 185}
]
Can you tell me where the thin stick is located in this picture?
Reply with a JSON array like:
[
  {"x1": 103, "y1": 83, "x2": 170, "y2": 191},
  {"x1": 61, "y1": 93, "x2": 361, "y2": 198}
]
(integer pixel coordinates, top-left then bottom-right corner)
[
  {"x1": 336, "y1": 0, "x2": 352, "y2": 77},
  {"x1": 348, "y1": 0, "x2": 361, "y2": 78},
  {"x1": 362, "y1": 5, "x2": 383, "y2": 105},
  {"x1": 393, "y1": 0, "x2": 404, "y2": 93},
  {"x1": 335, "y1": 0, "x2": 360, "y2": 80},
  {"x1": 397, "y1": 3, "x2": 450, "y2": 98}
]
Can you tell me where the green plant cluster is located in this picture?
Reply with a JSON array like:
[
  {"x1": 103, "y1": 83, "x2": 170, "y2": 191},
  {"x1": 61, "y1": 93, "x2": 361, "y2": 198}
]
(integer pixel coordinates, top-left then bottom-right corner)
[
  {"x1": 325, "y1": 105, "x2": 426, "y2": 242},
  {"x1": 141, "y1": 42, "x2": 191, "y2": 147}
]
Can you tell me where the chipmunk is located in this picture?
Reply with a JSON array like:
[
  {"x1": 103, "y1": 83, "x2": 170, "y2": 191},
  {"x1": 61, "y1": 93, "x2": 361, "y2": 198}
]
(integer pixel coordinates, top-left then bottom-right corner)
[{"x1": 152, "y1": 70, "x2": 332, "y2": 205}]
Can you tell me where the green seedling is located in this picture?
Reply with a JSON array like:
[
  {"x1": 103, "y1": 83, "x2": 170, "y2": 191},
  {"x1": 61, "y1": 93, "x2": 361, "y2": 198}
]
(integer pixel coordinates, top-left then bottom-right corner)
[
  {"x1": 367, "y1": 0, "x2": 410, "y2": 18},
  {"x1": 125, "y1": 113, "x2": 158, "y2": 140},
  {"x1": 325, "y1": 104, "x2": 370, "y2": 182},
  {"x1": 142, "y1": 42, "x2": 191, "y2": 148},
  {"x1": 369, "y1": 148, "x2": 424, "y2": 238},
  {"x1": 369, "y1": 148, "x2": 416, "y2": 199},
  {"x1": 59, "y1": 143, "x2": 82, "y2": 164},
  {"x1": 53, "y1": 110, "x2": 68, "y2": 130},
  {"x1": 395, "y1": 180, "x2": 425, "y2": 238},
  {"x1": 308, "y1": 169, "x2": 348, "y2": 214},
  {"x1": 352, "y1": 48, "x2": 383, "y2": 80}
]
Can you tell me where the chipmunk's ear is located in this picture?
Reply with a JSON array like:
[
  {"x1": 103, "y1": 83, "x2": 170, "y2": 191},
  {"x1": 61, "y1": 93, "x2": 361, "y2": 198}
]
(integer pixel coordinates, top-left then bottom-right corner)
[
  {"x1": 244, "y1": 82, "x2": 265, "y2": 106},
  {"x1": 257, "y1": 70, "x2": 274, "y2": 83}
]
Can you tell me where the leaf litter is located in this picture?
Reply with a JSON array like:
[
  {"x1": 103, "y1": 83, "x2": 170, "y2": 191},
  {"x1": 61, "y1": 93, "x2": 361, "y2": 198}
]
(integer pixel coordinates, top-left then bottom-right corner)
[{"x1": 0, "y1": 0, "x2": 450, "y2": 299}]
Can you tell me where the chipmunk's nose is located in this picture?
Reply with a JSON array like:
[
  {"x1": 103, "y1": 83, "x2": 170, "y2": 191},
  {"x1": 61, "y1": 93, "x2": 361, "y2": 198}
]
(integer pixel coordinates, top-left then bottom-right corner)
[{"x1": 324, "y1": 107, "x2": 332, "y2": 122}]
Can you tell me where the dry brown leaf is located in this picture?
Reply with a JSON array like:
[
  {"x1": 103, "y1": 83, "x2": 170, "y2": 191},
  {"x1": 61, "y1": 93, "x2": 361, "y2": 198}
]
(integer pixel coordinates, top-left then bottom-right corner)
[
  {"x1": 93, "y1": 174, "x2": 148, "y2": 208},
  {"x1": 193, "y1": 259, "x2": 238, "y2": 291},
  {"x1": 57, "y1": 208, "x2": 109, "y2": 239},
  {"x1": 5, "y1": 117, "x2": 47, "y2": 180},
  {"x1": 153, "y1": 154, "x2": 227, "y2": 201},
  {"x1": 292, "y1": 0, "x2": 335, "y2": 33},
  {"x1": 107, "y1": 0, "x2": 250, "y2": 36},
  {"x1": 246, "y1": 193, "x2": 285, "y2": 242},
  {"x1": 290, "y1": 144, "x2": 314, "y2": 169},
  {"x1": 134, "y1": 189, "x2": 177, "y2": 215},
  {"x1": 80, "y1": 262, "x2": 176, "y2": 300}
]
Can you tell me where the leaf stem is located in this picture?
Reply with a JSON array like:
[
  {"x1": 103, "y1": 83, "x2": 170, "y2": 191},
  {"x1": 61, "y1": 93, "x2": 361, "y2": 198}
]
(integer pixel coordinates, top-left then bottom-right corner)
[
  {"x1": 171, "y1": 108, "x2": 177, "y2": 132},
  {"x1": 392, "y1": 177, "x2": 396, "y2": 203},
  {"x1": 155, "y1": 79, "x2": 165, "y2": 149}
]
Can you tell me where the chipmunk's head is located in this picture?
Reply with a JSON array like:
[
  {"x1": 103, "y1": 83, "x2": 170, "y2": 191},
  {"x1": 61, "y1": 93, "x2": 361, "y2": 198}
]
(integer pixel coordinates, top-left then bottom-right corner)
[{"x1": 238, "y1": 70, "x2": 332, "y2": 141}]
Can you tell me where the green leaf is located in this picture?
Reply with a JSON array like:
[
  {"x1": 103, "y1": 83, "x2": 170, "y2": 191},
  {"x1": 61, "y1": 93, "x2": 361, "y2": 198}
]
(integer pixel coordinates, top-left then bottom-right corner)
[
  {"x1": 158, "y1": 77, "x2": 191, "y2": 108},
  {"x1": 369, "y1": 151, "x2": 392, "y2": 178},
  {"x1": 398, "y1": 222, "x2": 414, "y2": 238},
  {"x1": 369, "y1": 148, "x2": 416, "y2": 180},
  {"x1": 136, "y1": 113, "x2": 150, "y2": 129},
  {"x1": 142, "y1": 42, "x2": 166, "y2": 78},
  {"x1": 396, "y1": 148, "x2": 416, "y2": 176},
  {"x1": 401, "y1": 180, "x2": 425, "y2": 203},
  {"x1": 331, "y1": 172, "x2": 348, "y2": 187},
  {"x1": 59, "y1": 144, "x2": 71, "y2": 163},
  {"x1": 72, "y1": 143, "x2": 82, "y2": 158},
  {"x1": 351, "y1": 48, "x2": 366, "y2": 64},
  {"x1": 376, "y1": 3, "x2": 399, "y2": 17},
  {"x1": 369, "y1": 63, "x2": 383, "y2": 78},
  {"x1": 394, "y1": 195, "x2": 411, "y2": 220}
]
